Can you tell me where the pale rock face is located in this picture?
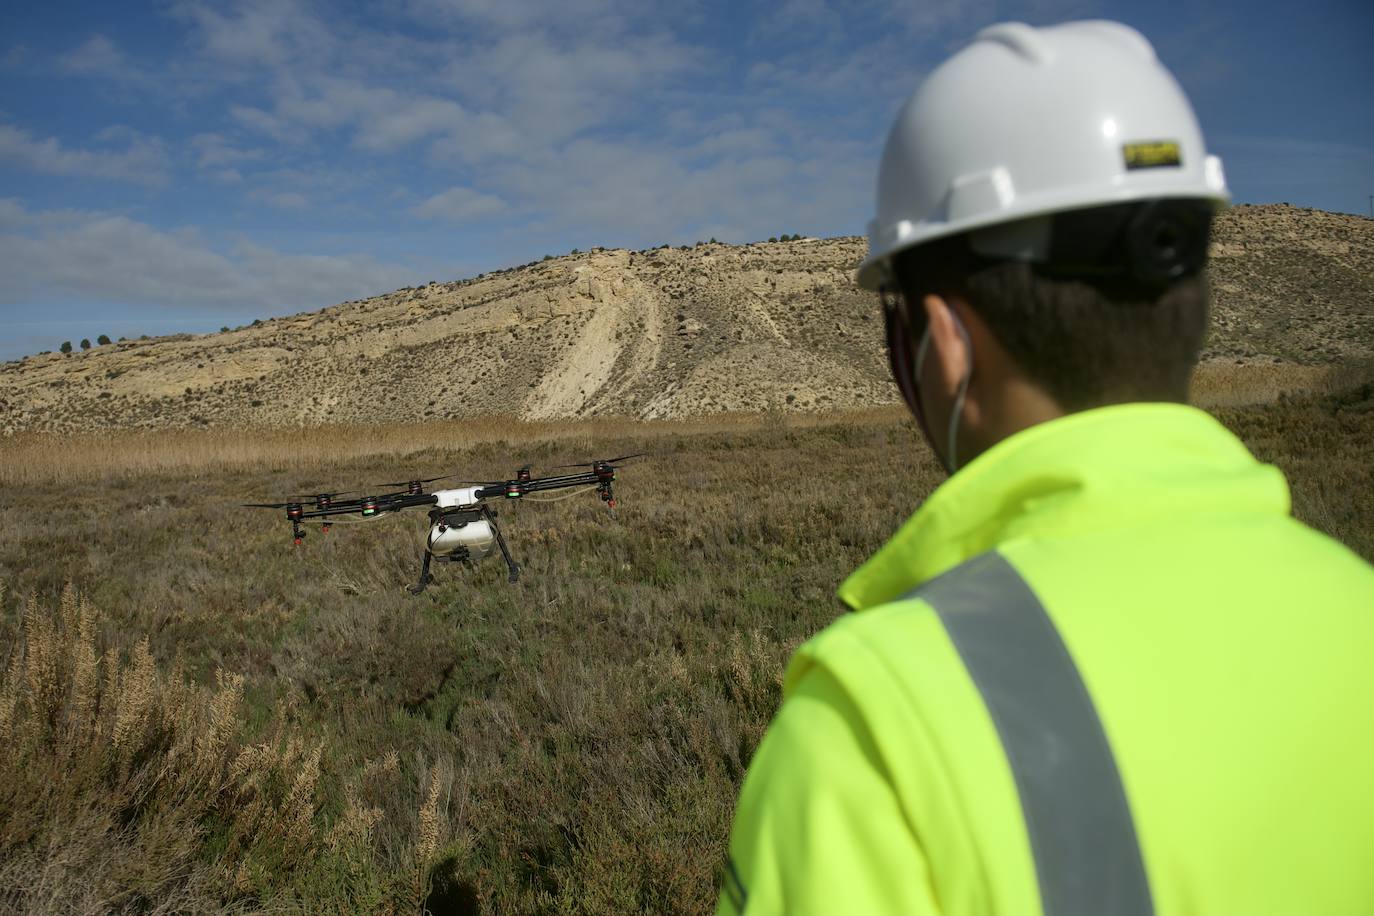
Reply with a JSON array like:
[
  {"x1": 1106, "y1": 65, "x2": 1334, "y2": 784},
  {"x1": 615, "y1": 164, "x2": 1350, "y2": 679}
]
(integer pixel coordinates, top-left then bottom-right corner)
[{"x1": 0, "y1": 205, "x2": 1370, "y2": 434}]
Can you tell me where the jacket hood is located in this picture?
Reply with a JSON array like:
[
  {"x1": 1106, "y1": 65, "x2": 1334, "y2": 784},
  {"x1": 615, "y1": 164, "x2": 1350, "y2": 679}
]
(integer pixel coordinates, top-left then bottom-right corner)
[{"x1": 838, "y1": 403, "x2": 1290, "y2": 611}]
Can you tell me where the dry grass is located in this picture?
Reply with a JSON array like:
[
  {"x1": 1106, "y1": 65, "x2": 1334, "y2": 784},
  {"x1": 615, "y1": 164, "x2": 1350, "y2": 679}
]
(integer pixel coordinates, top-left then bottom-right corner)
[
  {"x1": 0, "y1": 409, "x2": 907, "y2": 487},
  {"x1": 1190, "y1": 359, "x2": 1374, "y2": 408},
  {"x1": 0, "y1": 378, "x2": 1370, "y2": 913},
  {"x1": 0, "y1": 585, "x2": 454, "y2": 913}
]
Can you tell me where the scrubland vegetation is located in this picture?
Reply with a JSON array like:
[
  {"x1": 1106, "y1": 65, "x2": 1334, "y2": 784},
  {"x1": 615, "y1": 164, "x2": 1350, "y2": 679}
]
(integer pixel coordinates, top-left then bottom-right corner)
[{"x1": 1, "y1": 375, "x2": 1371, "y2": 913}]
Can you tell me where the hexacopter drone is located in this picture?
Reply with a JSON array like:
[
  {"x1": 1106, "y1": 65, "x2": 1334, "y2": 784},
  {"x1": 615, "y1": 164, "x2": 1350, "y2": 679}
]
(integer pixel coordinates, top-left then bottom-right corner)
[{"x1": 244, "y1": 455, "x2": 639, "y2": 593}]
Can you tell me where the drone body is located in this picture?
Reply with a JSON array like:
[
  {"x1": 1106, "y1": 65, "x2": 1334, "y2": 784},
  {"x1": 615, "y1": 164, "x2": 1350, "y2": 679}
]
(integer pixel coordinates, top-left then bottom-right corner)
[
  {"x1": 428, "y1": 509, "x2": 496, "y2": 563},
  {"x1": 243, "y1": 458, "x2": 640, "y2": 594},
  {"x1": 429, "y1": 487, "x2": 496, "y2": 560}
]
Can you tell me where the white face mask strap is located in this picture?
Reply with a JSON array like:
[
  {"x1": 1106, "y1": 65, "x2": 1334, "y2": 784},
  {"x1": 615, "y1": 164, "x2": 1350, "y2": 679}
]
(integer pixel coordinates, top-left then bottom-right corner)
[
  {"x1": 914, "y1": 317, "x2": 973, "y2": 475},
  {"x1": 947, "y1": 334, "x2": 972, "y2": 474},
  {"x1": 914, "y1": 324, "x2": 933, "y2": 377}
]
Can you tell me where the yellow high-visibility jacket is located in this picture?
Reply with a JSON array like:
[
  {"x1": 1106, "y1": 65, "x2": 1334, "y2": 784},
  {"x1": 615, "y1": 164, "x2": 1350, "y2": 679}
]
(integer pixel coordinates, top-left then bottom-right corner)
[{"x1": 720, "y1": 403, "x2": 1374, "y2": 915}]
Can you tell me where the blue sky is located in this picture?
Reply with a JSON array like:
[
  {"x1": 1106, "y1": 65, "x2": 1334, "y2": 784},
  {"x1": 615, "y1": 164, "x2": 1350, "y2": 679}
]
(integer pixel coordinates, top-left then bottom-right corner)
[{"x1": 1, "y1": 0, "x2": 1371, "y2": 361}]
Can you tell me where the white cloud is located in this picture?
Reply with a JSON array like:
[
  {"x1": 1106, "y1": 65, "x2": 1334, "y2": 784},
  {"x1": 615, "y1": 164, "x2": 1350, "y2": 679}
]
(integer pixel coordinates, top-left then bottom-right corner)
[
  {"x1": 173, "y1": 0, "x2": 328, "y2": 69},
  {"x1": 1, "y1": 0, "x2": 1034, "y2": 283},
  {"x1": 249, "y1": 189, "x2": 310, "y2": 209},
  {"x1": 0, "y1": 123, "x2": 170, "y2": 186},
  {"x1": 413, "y1": 187, "x2": 507, "y2": 222},
  {"x1": 57, "y1": 34, "x2": 149, "y2": 85},
  {"x1": 0, "y1": 45, "x2": 29, "y2": 69},
  {"x1": 0, "y1": 201, "x2": 416, "y2": 312},
  {"x1": 404, "y1": 0, "x2": 655, "y2": 32},
  {"x1": 190, "y1": 132, "x2": 266, "y2": 169},
  {"x1": 228, "y1": 104, "x2": 299, "y2": 143}
]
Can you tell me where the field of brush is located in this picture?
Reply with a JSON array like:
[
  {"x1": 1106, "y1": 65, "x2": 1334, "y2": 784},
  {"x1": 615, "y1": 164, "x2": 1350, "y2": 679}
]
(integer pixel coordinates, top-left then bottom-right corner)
[{"x1": 2, "y1": 366, "x2": 1372, "y2": 914}]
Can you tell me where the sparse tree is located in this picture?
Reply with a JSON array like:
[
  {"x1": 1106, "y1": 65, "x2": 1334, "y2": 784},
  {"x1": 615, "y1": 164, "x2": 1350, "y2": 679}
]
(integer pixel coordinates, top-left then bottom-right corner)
[
  {"x1": 80, "y1": 339, "x2": 91, "y2": 350},
  {"x1": 571, "y1": 248, "x2": 581, "y2": 255},
  {"x1": 769, "y1": 236, "x2": 778, "y2": 243},
  {"x1": 251, "y1": 319, "x2": 262, "y2": 326},
  {"x1": 709, "y1": 237, "x2": 718, "y2": 244},
  {"x1": 97, "y1": 334, "x2": 111, "y2": 345},
  {"x1": 60, "y1": 341, "x2": 72, "y2": 354},
  {"x1": 221, "y1": 326, "x2": 230, "y2": 333}
]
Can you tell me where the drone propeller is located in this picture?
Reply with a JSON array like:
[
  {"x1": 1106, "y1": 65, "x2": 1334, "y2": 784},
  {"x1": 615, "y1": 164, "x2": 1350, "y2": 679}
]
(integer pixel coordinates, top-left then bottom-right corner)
[
  {"x1": 553, "y1": 453, "x2": 644, "y2": 469},
  {"x1": 243, "y1": 502, "x2": 299, "y2": 509},
  {"x1": 284, "y1": 489, "x2": 357, "y2": 500}
]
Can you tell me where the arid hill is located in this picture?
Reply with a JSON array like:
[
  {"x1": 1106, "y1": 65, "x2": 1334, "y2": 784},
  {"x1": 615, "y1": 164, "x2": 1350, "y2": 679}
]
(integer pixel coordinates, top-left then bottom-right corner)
[{"x1": 2, "y1": 204, "x2": 1371, "y2": 433}]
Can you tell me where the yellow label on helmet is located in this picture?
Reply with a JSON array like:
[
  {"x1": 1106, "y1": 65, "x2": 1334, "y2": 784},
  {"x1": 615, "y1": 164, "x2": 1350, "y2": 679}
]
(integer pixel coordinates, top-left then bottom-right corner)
[{"x1": 1123, "y1": 141, "x2": 1182, "y2": 169}]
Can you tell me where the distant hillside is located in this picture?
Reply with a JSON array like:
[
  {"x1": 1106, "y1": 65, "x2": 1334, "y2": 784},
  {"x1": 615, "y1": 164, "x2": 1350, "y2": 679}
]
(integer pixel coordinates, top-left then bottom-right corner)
[{"x1": 2, "y1": 204, "x2": 1371, "y2": 433}]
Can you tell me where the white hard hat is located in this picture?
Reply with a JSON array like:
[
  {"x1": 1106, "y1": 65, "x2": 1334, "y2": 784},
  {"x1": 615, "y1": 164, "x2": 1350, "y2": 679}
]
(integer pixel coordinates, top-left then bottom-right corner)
[{"x1": 856, "y1": 20, "x2": 1229, "y2": 291}]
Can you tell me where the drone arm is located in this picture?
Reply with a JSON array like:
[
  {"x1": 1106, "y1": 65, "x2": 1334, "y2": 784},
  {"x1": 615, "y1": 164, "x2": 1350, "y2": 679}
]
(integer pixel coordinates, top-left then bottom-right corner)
[
  {"x1": 298, "y1": 493, "x2": 438, "y2": 520},
  {"x1": 520, "y1": 471, "x2": 602, "y2": 495}
]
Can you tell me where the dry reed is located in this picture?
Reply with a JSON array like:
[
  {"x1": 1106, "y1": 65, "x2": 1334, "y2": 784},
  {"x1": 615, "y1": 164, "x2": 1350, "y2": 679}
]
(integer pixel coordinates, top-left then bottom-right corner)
[{"x1": 0, "y1": 409, "x2": 907, "y2": 486}]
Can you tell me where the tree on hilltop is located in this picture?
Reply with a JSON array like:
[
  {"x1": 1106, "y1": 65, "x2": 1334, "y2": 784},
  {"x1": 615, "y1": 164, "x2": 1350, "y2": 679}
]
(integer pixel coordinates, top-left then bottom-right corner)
[
  {"x1": 97, "y1": 334, "x2": 111, "y2": 346},
  {"x1": 60, "y1": 341, "x2": 72, "y2": 354},
  {"x1": 80, "y1": 339, "x2": 91, "y2": 350}
]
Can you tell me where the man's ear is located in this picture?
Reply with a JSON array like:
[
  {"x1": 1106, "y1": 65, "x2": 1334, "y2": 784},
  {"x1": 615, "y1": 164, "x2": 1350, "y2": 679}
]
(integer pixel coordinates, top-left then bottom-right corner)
[{"x1": 919, "y1": 293, "x2": 972, "y2": 398}]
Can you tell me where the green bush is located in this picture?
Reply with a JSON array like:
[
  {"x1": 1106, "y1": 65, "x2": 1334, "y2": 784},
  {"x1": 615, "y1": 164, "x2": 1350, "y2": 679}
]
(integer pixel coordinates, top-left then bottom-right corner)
[
  {"x1": 59, "y1": 342, "x2": 72, "y2": 354},
  {"x1": 96, "y1": 335, "x2": 111, "y2": 346},
  {"x1": 80, "y1": 339, "x2": 91, "y2": 351}
]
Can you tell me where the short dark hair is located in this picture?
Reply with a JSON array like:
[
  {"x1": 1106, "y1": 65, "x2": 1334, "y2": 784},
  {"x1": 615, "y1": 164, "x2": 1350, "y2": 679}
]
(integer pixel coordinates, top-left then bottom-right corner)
[{"x1": 891, "y1": 226, "x2": 1210, "y2": 411}]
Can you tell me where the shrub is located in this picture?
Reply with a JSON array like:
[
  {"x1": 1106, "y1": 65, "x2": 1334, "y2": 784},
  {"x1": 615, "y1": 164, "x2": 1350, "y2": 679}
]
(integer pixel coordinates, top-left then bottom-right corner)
[
  {"x1": 96, "y1": 335, "x2": 111, "y2": 346},
  {"x1": 80, "y1": 339, "x2": 91, "y2": 350},
  {"x1": 59, "y1": 342, "x2": 72, "y2": 354},
  {"x1": 0, "y1": 585, "x2": 453, "y2": 912},
  {"x1": 768, "y1": 237, "x2": 778, "y2": 243},
  {"x1": 221, "y1": 326, "x2": 230, "y2": 333}
]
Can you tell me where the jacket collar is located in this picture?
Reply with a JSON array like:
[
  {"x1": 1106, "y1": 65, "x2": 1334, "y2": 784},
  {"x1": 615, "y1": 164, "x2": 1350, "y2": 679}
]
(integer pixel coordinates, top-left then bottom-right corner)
[{"x1": 838, "y1": 403, "x2": 1290, "y2": 611}]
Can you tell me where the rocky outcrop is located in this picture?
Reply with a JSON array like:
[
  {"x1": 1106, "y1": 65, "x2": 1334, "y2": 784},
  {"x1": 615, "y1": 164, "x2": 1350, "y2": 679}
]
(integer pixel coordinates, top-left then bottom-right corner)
[{"x1": 2, "y1": 205, "x2": 1370, "y2": 433}]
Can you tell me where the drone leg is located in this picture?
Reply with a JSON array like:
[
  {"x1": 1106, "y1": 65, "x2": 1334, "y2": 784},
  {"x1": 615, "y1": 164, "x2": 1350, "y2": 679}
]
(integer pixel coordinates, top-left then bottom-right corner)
[
  {"x1": 486, "y1": 511, "x2": 521, "y2": 584},
  {"x1": 408, "y1": 551, "x2": 435, "y2": 595}
]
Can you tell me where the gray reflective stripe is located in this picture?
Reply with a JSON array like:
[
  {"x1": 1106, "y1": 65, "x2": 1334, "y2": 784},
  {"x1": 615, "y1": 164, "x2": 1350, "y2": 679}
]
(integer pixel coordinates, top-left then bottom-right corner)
[{"x1": 907, "y1": 552, "x2": 1153, "y2": 916}]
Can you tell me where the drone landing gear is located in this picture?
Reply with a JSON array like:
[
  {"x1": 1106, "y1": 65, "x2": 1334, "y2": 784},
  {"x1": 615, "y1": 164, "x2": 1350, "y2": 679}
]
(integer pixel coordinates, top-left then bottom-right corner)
[
  {"x1": 408, "y1": 551, "x2": 435, "y2": 595},
  {"x1": 407, "y1": 507, "x2": 521, "y2": 593},
  {"x1": 485, "y1": 508, "x2": 521, "y2": 584}
]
